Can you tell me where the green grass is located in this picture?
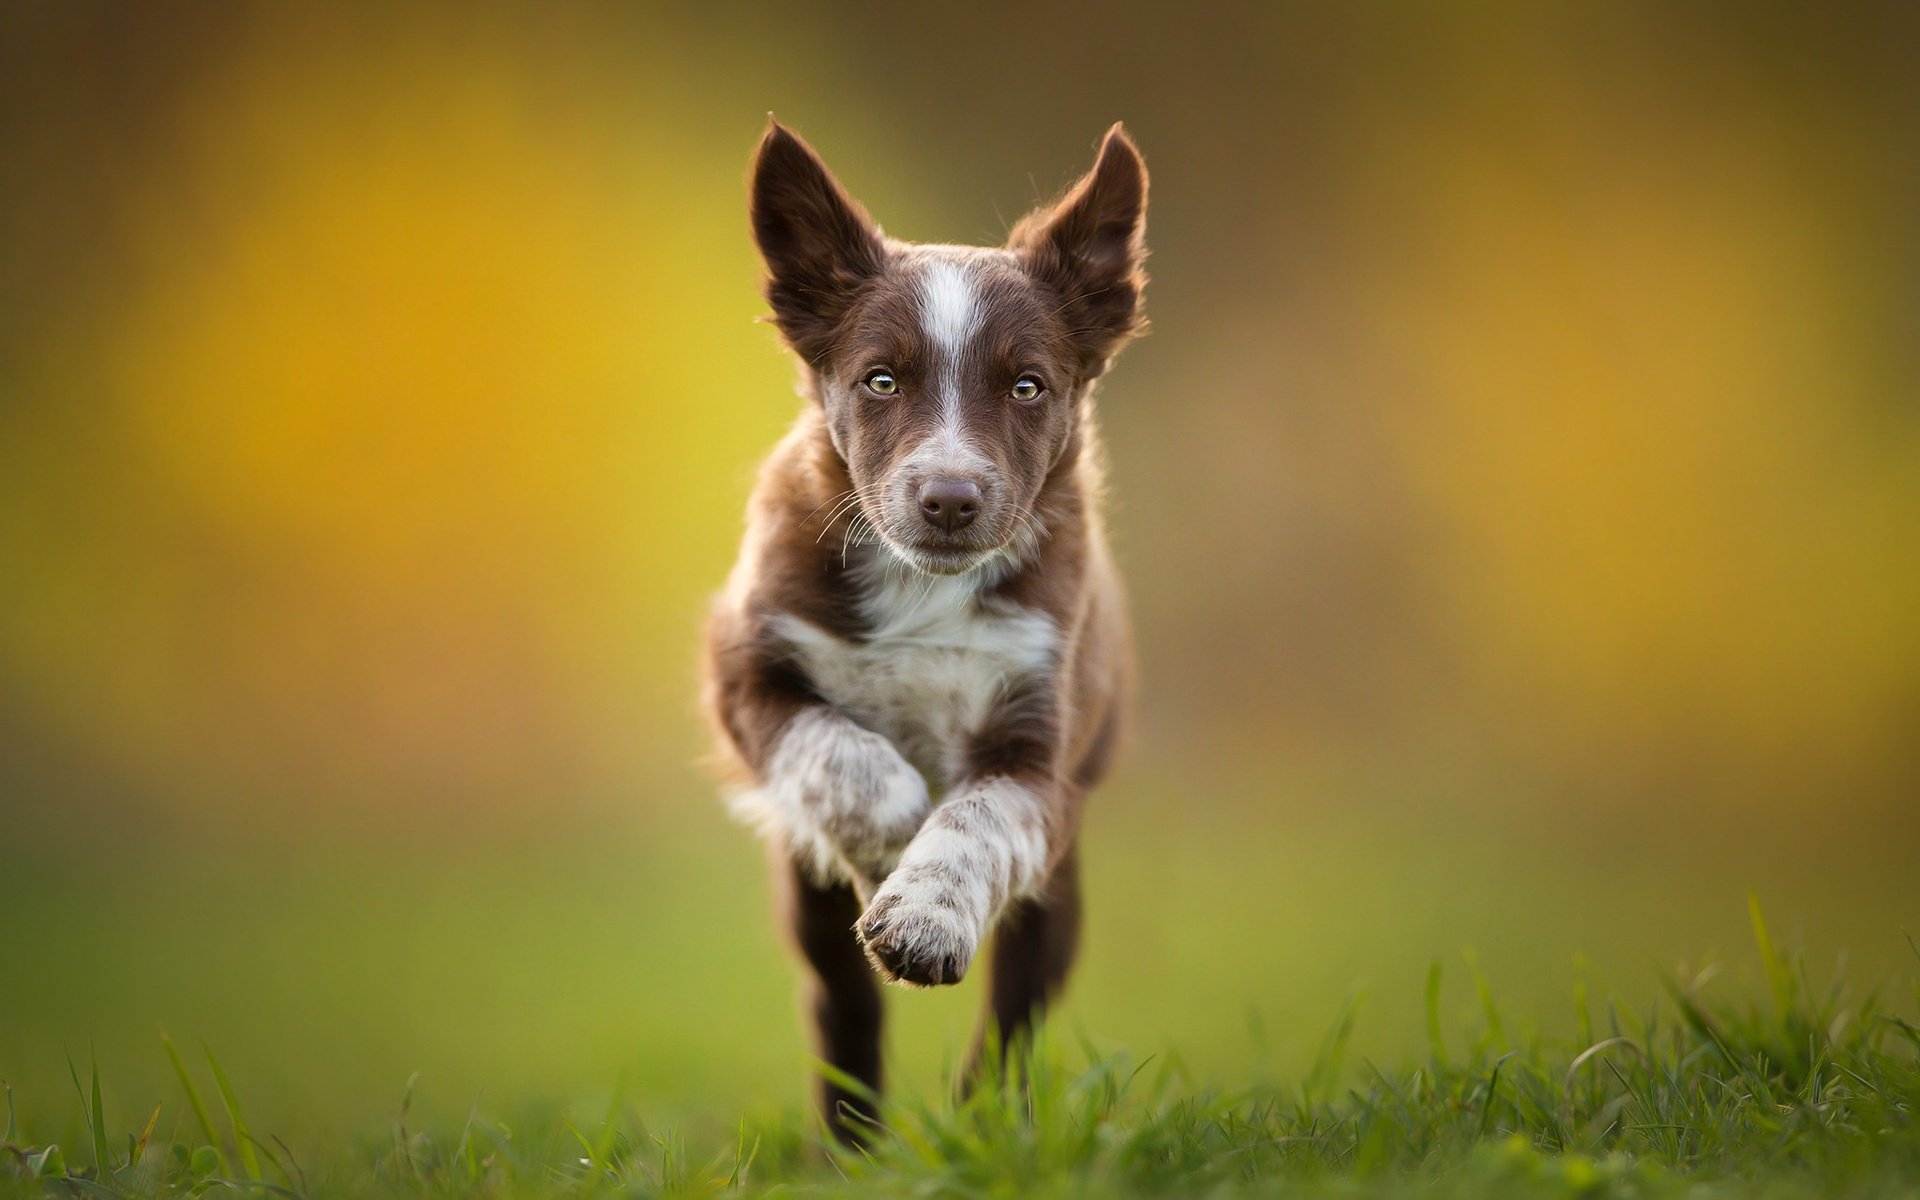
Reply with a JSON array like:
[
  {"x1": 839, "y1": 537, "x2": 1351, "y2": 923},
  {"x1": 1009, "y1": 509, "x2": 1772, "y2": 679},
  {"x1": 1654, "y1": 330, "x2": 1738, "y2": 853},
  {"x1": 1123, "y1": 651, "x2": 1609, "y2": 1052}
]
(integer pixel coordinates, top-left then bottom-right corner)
[
  {"x1": 8, "y1": 779, "x2": 1915, "y2": 1133},
  {"x1": 7, "y1": 904, "x2": 1916, "y2": 1198}
]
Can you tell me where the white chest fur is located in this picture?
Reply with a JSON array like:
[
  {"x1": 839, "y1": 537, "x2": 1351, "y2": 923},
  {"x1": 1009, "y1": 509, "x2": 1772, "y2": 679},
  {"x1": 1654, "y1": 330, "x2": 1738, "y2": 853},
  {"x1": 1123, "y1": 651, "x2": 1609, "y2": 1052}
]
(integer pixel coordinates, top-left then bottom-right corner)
[{"x1": 769, "y1": 568, "x2": 1057, "y2": 791}]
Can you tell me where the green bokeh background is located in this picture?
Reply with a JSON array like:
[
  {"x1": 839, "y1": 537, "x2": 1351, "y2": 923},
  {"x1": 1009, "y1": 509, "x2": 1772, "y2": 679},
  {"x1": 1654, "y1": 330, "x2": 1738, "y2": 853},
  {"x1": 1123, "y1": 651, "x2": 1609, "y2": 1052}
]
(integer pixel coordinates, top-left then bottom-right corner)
[{"x1": 3, "y1": 3, "x2": 1915, "y2": 1142}]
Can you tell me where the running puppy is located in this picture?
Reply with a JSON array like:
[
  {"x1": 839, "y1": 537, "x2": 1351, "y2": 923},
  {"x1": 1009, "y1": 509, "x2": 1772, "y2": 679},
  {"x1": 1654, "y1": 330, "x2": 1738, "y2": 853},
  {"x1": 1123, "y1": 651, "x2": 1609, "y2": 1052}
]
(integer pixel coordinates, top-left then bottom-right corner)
[{"x1": 704, "y1": 120, "x2": 1145, "y2": 1140}]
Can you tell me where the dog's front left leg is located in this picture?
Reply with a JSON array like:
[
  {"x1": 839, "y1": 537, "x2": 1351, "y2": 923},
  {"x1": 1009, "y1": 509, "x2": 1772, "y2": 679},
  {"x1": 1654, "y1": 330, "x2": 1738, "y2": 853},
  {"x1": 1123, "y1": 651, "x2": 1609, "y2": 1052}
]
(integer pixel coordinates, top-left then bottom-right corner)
[{"x1": 854, "y1": 774, "x2": 1054, "y2": 988}]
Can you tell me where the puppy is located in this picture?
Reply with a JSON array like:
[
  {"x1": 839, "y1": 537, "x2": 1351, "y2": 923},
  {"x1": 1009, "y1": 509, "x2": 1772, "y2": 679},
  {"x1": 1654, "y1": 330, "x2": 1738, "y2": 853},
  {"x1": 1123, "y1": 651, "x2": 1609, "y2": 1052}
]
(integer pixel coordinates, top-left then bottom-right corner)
[{"x1": 704, "y1": 119, "x2": 1146, "y2": 1140}]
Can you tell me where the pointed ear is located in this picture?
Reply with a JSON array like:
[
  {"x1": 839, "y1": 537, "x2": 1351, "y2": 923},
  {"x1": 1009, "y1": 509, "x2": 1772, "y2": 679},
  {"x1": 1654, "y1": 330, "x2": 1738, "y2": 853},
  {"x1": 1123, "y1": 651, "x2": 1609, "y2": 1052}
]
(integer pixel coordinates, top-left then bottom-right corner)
[
  {"x1": 1008, "y1": 124, "x2": 1149, "y2": 377},
  {"x1": 750, "y1": 121, "x2": 885, "y2": 364}
]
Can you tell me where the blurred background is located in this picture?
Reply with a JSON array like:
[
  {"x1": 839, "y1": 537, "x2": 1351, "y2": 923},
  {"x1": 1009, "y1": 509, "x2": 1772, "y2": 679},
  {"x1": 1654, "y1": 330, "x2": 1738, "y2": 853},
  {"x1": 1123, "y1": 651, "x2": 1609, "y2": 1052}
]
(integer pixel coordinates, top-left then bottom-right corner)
[{"x1": 3, "y1": 2, "x2": 1916, "y2": 1142}]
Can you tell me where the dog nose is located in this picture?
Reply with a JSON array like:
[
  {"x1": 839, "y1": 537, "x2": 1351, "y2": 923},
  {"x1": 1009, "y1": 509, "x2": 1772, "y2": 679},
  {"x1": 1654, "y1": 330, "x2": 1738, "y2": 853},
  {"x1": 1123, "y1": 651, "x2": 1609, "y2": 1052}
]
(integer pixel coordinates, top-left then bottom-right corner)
[{"x1": 917, "y1": 477, "x2": 982, "y2": 533}]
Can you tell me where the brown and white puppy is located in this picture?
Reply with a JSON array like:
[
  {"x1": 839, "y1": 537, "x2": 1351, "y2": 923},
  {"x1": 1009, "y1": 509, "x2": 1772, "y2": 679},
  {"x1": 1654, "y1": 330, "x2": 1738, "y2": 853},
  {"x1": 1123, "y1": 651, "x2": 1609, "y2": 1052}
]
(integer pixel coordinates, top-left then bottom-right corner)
[{"x1": 703, "y1": 119, "x2": 1145, "y2": 1140}]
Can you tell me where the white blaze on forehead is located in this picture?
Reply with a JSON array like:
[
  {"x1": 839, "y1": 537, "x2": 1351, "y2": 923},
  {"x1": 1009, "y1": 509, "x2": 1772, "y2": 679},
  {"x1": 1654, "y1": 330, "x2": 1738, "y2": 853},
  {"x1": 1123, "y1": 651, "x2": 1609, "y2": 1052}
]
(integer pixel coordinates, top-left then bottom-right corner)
[
  {"x1": 918, "y1": 259, "x2": 982, "y2": 356},
  {"x1": 912, "y1": 257, "x2": 993, "y2": 477}
]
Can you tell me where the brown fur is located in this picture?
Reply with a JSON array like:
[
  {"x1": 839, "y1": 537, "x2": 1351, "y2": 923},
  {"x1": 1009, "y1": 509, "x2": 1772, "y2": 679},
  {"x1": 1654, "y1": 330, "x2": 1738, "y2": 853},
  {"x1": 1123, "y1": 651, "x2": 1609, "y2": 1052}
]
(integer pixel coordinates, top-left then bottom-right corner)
[{"x1": 703, "y1": 120, "x2": 1146, "y2": 1138}]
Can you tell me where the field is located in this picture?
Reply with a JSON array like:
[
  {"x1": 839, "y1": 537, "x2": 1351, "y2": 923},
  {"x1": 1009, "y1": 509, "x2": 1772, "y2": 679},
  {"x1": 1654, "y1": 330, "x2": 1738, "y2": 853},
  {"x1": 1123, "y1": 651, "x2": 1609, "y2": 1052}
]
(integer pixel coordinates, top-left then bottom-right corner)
[
  {"x1": 5, "y1": 782, "x2": 1917, "y2": 1198},
  {"x1": 5, "y1": 897, "x2": 1917, "y2": 1198},
  {"x1": 6, "y1": 4, "x2": 1920, "y2": 1197}
]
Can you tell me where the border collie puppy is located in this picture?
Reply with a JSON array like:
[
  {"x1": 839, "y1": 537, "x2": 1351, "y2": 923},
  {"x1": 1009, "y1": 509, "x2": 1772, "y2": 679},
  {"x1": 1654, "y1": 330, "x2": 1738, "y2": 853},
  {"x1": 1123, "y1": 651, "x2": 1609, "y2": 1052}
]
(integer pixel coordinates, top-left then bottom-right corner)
[{"x1": 704, "y1": 120, "x2": 1146, "y2": 1140}]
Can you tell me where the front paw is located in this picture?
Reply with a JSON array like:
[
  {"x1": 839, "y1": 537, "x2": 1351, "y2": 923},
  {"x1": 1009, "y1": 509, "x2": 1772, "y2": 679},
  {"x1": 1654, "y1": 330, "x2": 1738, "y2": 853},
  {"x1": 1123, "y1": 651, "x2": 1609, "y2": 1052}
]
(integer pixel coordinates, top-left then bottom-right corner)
[
  {"x1": 757, "y1": 711, "x2": 930, "y2": 885},
  {"x1": 854, "y1": 871, "x2": 978, "y2": 987},
  {"x1": 818, "y1": 743, "x2": 930, "y2": 882}
]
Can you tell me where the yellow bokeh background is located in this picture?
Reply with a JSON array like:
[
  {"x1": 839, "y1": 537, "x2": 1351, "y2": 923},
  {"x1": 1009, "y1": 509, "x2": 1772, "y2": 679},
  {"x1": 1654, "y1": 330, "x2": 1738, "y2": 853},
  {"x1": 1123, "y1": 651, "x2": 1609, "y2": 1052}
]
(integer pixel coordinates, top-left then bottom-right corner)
[{"x1": 2, "y1": 2, "x2": 1914, "y2": 1134}]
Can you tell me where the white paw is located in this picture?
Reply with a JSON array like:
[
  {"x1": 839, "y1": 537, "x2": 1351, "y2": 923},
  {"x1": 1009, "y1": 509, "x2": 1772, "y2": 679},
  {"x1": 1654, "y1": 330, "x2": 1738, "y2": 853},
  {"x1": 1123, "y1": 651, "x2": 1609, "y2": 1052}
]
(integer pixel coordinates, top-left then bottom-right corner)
[
  {"x1": 854, "y1": 868, "x2": 979, "y2": 987},
  {"x1": 753, "y1": 710, "x2": 930, "y2": 884}
]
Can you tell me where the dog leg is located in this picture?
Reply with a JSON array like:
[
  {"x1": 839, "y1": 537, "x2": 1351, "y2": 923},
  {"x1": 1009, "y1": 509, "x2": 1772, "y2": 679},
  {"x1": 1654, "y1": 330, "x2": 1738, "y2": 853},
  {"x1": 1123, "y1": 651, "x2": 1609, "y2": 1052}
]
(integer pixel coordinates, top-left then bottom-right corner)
[
  {"x1": 968, "y1": 844, "x2": 1081, "y2": 1080},
  {"x1": 853, "y1": 777, "x2": 1051, "y2": 987},
  {"x1": 777, "y1": 850, "x2": 885, "y2": 1145},
  {"x1": 732, "y1": 706, "x2": 932, "y2": 894}
]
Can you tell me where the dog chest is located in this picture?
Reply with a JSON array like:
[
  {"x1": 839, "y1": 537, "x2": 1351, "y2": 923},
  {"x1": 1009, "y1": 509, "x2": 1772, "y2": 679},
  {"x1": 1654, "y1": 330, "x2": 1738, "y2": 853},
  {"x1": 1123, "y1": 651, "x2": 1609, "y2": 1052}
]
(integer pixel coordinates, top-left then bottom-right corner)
[{"x1": 770, "y1": 591, "x2": 1056, "y2": 789}]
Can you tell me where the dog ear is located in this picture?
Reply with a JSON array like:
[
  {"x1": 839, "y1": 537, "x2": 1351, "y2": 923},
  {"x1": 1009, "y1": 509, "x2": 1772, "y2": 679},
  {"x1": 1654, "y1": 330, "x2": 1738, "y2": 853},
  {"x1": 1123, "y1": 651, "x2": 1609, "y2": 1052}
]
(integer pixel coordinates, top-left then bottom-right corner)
[
  {"x1": 1009, "y1": 124, "x2": 1149, "y2": 379},
  {"x1": 750, "y1": 120, "x2": 885, "y2": 365}
]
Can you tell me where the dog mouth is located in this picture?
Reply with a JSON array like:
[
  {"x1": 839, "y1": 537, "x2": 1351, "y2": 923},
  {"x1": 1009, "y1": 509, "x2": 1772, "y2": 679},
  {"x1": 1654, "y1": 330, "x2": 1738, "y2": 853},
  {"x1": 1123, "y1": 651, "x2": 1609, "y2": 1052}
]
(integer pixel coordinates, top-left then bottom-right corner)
[
  {"x1": 871, "y1": 525, "x2": 1008, "y2": 576},
  {"x1": 898, "y1": 542, "x2": 996, "y2": 575}
]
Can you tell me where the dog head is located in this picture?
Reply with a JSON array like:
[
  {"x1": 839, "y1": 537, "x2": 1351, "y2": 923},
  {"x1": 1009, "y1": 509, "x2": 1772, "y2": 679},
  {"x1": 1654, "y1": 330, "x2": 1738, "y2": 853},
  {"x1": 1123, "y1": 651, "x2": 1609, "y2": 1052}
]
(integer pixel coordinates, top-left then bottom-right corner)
[{"x1": 750, "y1": 121, "x2": 1148, "y2": 575}]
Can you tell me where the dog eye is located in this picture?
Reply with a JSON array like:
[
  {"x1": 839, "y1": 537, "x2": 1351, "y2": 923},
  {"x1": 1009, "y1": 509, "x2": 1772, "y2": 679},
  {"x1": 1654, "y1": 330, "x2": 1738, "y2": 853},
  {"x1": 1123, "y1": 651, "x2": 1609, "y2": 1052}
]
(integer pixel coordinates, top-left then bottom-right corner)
[
  {"x1": 1010, "y1": 376, "x2": 1044, "y2": 403},
  {"x1": 863, "y1": 370, "x2": 898, "y2": 396}
]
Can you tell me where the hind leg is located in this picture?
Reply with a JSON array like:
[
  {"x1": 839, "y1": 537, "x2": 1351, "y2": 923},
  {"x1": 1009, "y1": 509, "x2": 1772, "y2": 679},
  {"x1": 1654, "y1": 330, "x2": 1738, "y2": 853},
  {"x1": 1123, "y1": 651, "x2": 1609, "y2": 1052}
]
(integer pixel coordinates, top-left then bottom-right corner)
[
  {"x1": 966, "y1": 846, "x2": 1082, "y2": 1079},
  {"x1": 776, "y1": 852, "x2": 884, "y2": 1144}
]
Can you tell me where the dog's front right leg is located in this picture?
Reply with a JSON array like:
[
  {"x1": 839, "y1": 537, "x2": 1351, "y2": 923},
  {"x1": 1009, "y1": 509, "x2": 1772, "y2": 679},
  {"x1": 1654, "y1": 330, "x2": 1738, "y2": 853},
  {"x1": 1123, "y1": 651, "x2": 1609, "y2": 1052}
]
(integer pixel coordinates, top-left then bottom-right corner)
[
  {"x1": 750, "y1": 707, "x2": 931, "y2": 892},
  {"x1": 710, "y1": 622, "x2": 931, "y2": 892}
]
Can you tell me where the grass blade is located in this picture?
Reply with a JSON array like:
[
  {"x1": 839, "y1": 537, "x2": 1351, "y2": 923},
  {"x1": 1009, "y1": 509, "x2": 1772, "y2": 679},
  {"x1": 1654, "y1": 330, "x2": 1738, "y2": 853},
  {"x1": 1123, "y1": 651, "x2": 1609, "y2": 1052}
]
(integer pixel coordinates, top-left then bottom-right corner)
[
  {"x1": 1749, "y1": 893, "x2": 1797, "y2": 1024},
  {"x1": 1306, "y1": 989, "x2": 1362, "y2": 1106},
  {"x1": 163, "y1": 1033, "x2": 228, "y2": 1176},
  {"x1": 66, "y1": 1051, "x2": 107, "y2": 1174},
  {"x1": 203, "y1": 1044, "x2": 262, "y2": 1181},
  {"x1": 88, "y1": 1054, "x2": 110, "y2": 1175},
  {"x1": 1426, "y1": 961, "x2": 1448, "y2": 1068},
  {"x1": 130, "y1": 1102, "x2": 161, "y2": 1170}
]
